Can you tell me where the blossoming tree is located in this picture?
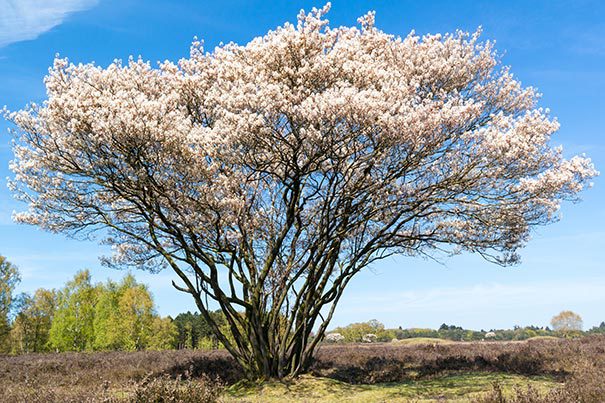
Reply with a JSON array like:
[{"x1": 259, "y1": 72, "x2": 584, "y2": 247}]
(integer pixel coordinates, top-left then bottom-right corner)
[{"x1": 5, "y1": 4, "x2": 597, "y2": 378}]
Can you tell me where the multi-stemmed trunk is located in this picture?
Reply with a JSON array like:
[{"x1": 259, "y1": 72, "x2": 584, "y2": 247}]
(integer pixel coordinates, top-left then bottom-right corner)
[{"x1": 173, "y1": 255, "x2": 357, "y2": 380}]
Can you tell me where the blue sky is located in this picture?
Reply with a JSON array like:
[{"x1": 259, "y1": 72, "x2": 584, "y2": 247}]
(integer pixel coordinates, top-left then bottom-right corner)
[{"x1": 0, "y1": 0, "x2": 603, "y2": 331}]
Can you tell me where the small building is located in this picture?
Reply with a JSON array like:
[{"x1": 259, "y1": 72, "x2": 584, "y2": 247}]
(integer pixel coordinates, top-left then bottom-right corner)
[
  {"x1": 325, "y1": 333, "x2": 345, "y2": 343},
  {"x1": 362, "y1": 333, "x2": 377, "y2": 343}
]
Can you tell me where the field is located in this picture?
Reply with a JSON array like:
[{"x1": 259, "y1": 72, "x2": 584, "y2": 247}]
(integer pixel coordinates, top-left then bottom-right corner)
[
  {"x1": 224, "y1": 373, "x2": 556, "y2": 402},
  {"x1": 1, "y1": 336, "x2": 604, "y2": 402}
]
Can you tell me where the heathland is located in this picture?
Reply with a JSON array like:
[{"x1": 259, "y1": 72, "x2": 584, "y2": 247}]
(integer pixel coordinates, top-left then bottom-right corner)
[{"x1": 1, "y1": 335, "x2": 604, "y2": 402}]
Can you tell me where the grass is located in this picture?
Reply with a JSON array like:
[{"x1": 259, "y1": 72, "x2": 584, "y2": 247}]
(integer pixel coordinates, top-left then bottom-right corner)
[
  {"x1": 391, "y1": 337, "x2": 455, "y2": 345},
  {"x1": 524, "y1": 336, "x2": 560, "y2": 341},
  {"x1": 224, "y1": 372, "x2": 559, "y2": 402}
]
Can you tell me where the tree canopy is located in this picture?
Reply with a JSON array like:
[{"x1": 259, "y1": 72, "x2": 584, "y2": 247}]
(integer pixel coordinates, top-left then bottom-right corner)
[
  {"x1": 0, "y1": 256, "x2": 20, "y2": 352},
  {"x1": 46, "y1": 270, "x2": 176, "y2": 352},
  {"x1": 551, "y1": 310, "x2": 583, "y2": 333},
  {"x1": 5, "y1": 4, "x2": 596, "y2": 378},
  {"x1": 10, "y1": 288, "x2": 57, "y2": 353}
]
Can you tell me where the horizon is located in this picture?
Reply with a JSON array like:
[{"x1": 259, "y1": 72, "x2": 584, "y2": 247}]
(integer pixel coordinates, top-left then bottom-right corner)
[{"x1": 0, "y1": 0, "x2": 603, "y2": 331}]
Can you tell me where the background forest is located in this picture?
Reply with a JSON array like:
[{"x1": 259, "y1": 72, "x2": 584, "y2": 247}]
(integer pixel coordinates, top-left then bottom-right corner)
[{"x1": 2, "y1": 255, "x2": 603, "y2": 355}]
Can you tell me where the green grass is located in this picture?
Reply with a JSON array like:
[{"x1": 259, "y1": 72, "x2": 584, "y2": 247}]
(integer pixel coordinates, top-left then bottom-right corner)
[
  {"x1": 391, "y1": 337, "x2": 455, "y2": 345},
  {"x1": 223, "y1": 372, "x2": 559, "y2": 402},
  {"x1": 525, "y1": 336, "x2": 561, "y2": 341}
]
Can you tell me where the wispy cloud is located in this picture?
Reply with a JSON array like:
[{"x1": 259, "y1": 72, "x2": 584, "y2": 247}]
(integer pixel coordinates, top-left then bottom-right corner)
[{"x1": 0, "y1": 0, "x2": 99, "y2": 48}]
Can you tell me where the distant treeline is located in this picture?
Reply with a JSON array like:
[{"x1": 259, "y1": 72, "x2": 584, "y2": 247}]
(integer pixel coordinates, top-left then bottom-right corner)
[
  {"x1": 1, "y1": 265, "x2": 227, "y2": 354},
  {"x1": 328, "y1": 320, "x2": 605, "y2": 343}
]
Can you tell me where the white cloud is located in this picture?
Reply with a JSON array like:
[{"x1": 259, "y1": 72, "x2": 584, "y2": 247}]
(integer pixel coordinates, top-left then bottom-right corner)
[{"x1": 0, "y1": 0, "x2": 98, "y2": 48}]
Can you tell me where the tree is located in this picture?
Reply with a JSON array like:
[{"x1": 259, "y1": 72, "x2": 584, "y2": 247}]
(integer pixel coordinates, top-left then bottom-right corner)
[
  {"x1": 116, "y1": 285, "x2": 155, "y2": 350},
  {"x1": 173, "y1": 311, "x2": 224, "y2": 349},
  {"x1": 332, "y1": 321, "x2": 376, "y2": 342},
  {"x1": 9, "y1": 288, "x2": 57, "y2": 353},
  {"x1": 49, "y1": 270, "x2": 99, "y2": 351},
  {"x1": 49, "y1": 271, "x2": 170, "y2": 352},
  {"x1": 93, "y1": 279, "x2": 124, "y2": 350},
  {"x1": 551, "y1": 310, "x2": 583, "y2": 333},
  {"x1": 0, "y1": 255, "x2": 20, "y2": 352},
  {"x1": 331, "y1": 320, "x2": 392, "y2": 342},
  {"x1": 588, "y1": 322, "x2": 605, "y2": 334},
  {"x1": 147, "y1": 316, "x2": 178, "y2": 350},
  {"x1": 93, "y1": 274, "x2": 156, "y2": 350},
  {"x1": 5, "y1": 5, "x2": 596, "y2": 378}
]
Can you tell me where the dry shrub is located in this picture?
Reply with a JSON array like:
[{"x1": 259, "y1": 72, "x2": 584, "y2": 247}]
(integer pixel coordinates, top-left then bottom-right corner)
[
  {"x1": 0, "y1": 376, "x2": 116, "y2": 402},
  {"x1": 310, "y1": 337, "x2": 574, "y2": 384},
  {"x1": 0, "y1": 372, "x2": 223, "y2": 403},
  {"x1": 0, "y1": 349, "x2": 241, "y2": 385},
  {"x1": 131, "y1": 372, "x2": 223, "y2": 403},
  {"x1": 474, "y1": 383, "x2": 546, "y2": 403},
  {"x1": 475, "y1": 340, "x2": 605, "y2": 403},
  {"x1": 0, "y1": 349, "x2": 237, "y2": 402},
  {"x1": 0, "y1": 335, "x2": 604, "y2": 401}
]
